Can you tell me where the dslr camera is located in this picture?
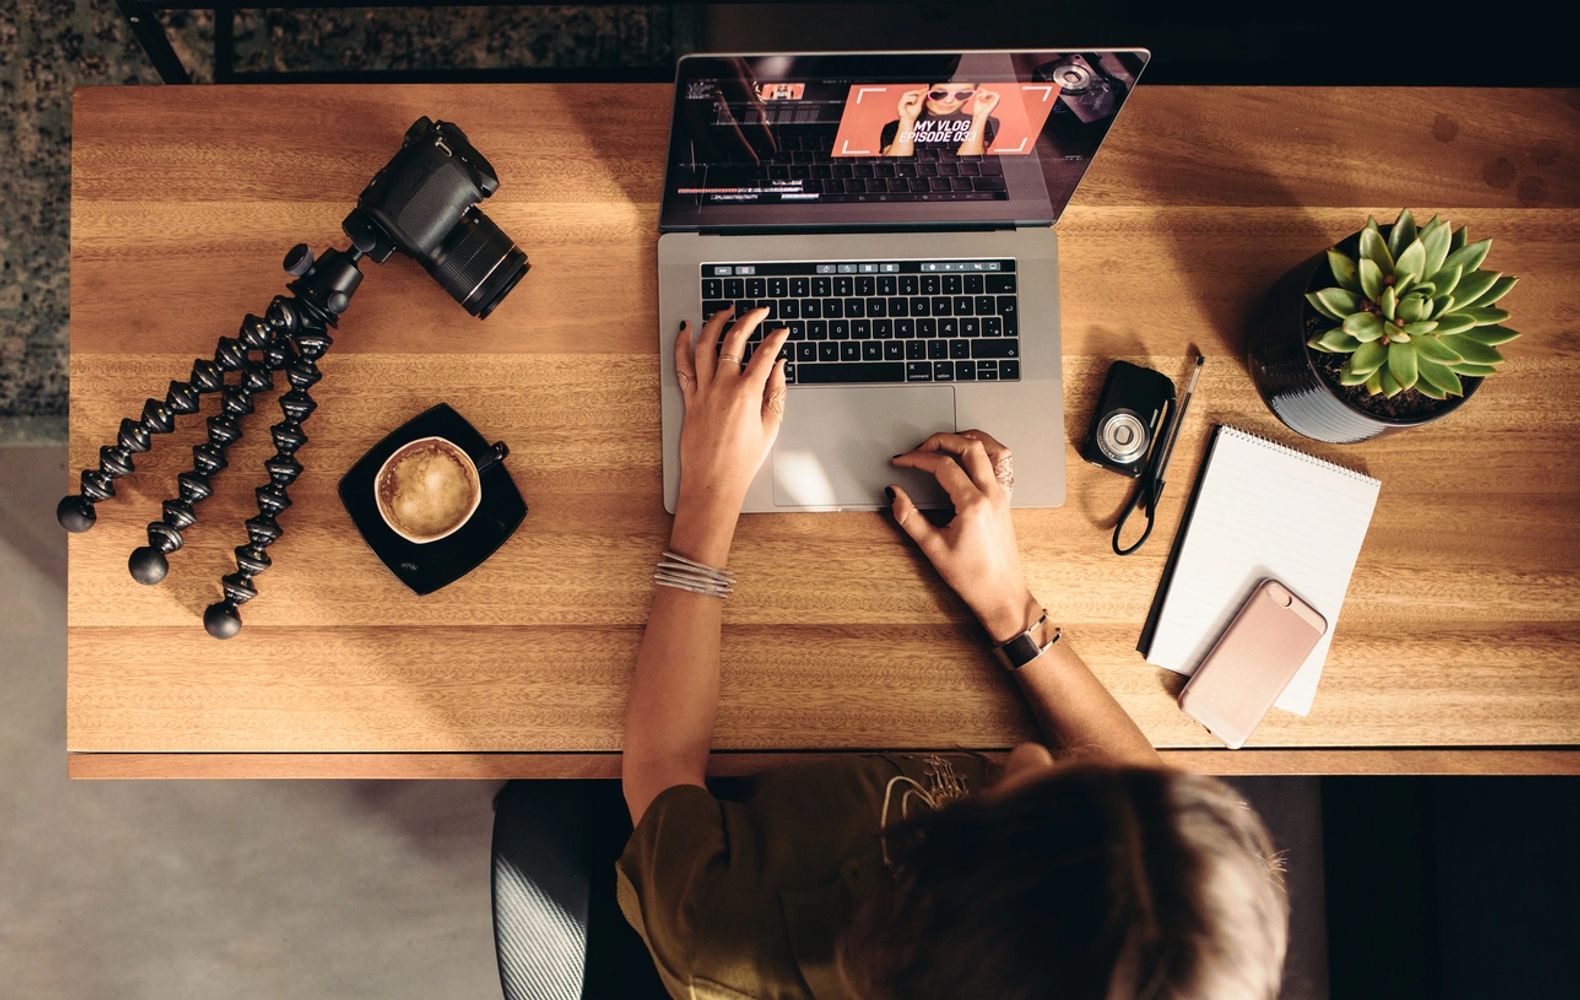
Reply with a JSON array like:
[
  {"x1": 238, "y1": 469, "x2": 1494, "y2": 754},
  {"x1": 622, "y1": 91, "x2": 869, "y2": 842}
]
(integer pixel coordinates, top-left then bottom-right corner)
[{"x1": 342, "y1": 117, "x2": 529, "y2": 319}]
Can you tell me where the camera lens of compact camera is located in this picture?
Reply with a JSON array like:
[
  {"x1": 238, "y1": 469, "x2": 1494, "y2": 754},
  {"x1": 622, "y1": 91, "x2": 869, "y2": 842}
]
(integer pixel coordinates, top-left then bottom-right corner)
[
  {"x1": 431, "y1": 206, "x2": 530, "y2": 318},
  {"x1": 1051, "y1": 61, "x2": 1093, "y2": 91},
  {"x1": 1097, "y1": 409, "x2": 1149, "y2": 465}
]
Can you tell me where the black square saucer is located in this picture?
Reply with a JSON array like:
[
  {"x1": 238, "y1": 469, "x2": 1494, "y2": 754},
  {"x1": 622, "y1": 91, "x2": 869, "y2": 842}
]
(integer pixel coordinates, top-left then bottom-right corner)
[{"x1": 339, "y1": 403, "x2": 526, "y2": 595}]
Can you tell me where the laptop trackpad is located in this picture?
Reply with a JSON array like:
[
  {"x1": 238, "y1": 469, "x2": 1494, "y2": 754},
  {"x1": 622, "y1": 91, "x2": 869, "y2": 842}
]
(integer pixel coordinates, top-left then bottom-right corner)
[{"x1": 772, "y1": 386, "x2": 955, "y2": 508}]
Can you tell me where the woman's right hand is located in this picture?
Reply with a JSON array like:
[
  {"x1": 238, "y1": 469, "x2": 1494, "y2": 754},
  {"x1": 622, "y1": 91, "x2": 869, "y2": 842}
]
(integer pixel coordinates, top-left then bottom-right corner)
[
  {"x1": 889, "y1": 430, "x2": 1041, "y2": 643},
  {"x1": 896, "y1": 88, "x2": 926, "y2": 123}
]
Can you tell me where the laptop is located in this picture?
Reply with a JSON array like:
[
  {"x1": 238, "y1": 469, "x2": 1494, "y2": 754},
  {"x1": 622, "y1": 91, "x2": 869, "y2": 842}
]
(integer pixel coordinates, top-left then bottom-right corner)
[{"x1": 657, "y1": 49, "x2": 1150, "y2": 513}]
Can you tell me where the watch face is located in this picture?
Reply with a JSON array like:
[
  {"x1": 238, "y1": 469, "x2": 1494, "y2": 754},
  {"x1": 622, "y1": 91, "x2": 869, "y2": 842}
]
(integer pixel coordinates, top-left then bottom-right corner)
[{"x1": 995, "y1": 617, "x2": 1056, "y2": 671}]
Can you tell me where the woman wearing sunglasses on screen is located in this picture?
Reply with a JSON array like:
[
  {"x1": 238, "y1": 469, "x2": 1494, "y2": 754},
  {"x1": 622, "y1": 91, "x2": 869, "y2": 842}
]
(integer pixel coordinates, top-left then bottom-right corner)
[
  {"x1": 881, "y1": 82, "x2": 1001, "y2": 157},
  {"x1": 620, "y1": 306, "x2": 1288, "y2": 999}
]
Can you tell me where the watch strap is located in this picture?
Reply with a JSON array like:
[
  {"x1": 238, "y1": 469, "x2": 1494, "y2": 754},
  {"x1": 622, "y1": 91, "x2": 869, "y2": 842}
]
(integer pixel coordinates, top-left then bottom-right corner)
[{"x1": 992, "y1": 610, "x2": 1061, "y2": 672}]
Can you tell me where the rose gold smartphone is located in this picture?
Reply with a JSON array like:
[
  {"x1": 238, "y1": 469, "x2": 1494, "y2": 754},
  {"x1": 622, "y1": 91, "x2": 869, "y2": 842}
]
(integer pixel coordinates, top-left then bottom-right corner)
[{"x1": 1178, "y1": 579, "x2": 1328, "y2": 749}]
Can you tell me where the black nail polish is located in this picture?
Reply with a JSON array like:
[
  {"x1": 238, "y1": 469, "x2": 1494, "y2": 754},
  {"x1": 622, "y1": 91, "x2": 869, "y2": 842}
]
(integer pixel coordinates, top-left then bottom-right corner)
[
  {"x1": 884, "y1": 486, "x2": 896, "y2": 503},
  {"x1": 891, "y1": 453, "x2": 904, "y2": 459},
  {"x1": 679, "y1": 321, "x2": 687, "y2": 331}
]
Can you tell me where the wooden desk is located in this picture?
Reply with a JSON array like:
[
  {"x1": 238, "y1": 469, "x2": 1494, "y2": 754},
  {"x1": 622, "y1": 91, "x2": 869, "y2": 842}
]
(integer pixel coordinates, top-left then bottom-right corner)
[{"x1": 67, "y1": 85, "x2": 1580, "y2": 778}]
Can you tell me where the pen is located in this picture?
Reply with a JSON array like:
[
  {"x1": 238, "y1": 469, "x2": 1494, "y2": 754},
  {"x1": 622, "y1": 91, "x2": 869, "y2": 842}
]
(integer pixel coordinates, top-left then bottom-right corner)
[{"x1": 1145, "y1": 355, "x2": 1205, "y2": 510}]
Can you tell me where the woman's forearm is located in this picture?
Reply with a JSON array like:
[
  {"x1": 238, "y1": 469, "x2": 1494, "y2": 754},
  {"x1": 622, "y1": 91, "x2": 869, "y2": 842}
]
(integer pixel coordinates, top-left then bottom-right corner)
[
  {"x1": 1008, "y1": 602, "x2": 1161, "y2": 768},
  {"x1": 621, "y1": 501, "x2": 738, "y2": 823}
]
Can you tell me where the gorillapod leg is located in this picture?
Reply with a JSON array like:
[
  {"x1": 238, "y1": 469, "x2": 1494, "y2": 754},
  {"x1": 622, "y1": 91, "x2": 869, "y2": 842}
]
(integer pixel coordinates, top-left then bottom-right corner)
[
  {"x1": 201, "y1": 245, "x2": 361, "y2": 639},
  {"x1": 127, "y1": 311, "x2": 288, "y2": 584},
  {"x1": 59, "y1": 243, "x2": 362, "y2": 639},
  {"x1": 57, "y1": 335, "x2": 249, "y2": 535},
  {"x1": 201, "y1": 304, "x2": 333, "y2": 639}
]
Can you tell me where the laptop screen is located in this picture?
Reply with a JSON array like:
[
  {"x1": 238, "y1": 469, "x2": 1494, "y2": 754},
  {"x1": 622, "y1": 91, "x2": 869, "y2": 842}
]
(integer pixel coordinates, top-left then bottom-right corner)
[{"x1": 660, "y1": 50, "x2": 1149, "y2": 232}]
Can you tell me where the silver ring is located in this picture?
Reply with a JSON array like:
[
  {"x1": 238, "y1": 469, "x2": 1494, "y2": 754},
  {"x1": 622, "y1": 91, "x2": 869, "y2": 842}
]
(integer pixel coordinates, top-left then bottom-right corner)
[
  {"x1": 677, "y1": 370, "x2": 695, "y2": 386},
  {"x1": 994, "y1": 455, "x2": 1015, "y2": 493}
]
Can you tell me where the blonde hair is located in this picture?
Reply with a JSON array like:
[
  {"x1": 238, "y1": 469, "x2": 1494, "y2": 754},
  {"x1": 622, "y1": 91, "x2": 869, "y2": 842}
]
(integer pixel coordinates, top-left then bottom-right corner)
[{"x1": 840, "y1": 765, "x2": 1288, "y2": 1000}]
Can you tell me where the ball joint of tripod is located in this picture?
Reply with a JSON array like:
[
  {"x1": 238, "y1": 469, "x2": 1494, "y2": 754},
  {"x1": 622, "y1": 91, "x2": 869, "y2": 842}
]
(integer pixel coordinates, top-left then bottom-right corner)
[{"x1": 57, "y1": 495, "x2": 97, "y2": 533}]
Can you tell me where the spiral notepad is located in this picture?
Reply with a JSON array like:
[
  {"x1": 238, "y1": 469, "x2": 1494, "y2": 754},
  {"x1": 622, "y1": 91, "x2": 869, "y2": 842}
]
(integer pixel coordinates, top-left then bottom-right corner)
[{"x1": 1140, "y1": 425, "x2": 1381, "y2": 716}]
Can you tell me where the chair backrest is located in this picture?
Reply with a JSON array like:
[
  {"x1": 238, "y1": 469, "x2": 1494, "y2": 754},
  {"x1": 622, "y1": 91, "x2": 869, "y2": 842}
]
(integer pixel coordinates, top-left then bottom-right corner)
[{"x1": 491, "y1": 782, "x2": 594, "y2": 1000}]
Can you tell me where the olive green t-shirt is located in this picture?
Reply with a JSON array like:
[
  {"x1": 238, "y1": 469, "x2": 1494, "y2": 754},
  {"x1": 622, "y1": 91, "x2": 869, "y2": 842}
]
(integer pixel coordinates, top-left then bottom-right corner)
[{"x1": 616, "y1": 753, "x2": 1000, "y2": 1000}]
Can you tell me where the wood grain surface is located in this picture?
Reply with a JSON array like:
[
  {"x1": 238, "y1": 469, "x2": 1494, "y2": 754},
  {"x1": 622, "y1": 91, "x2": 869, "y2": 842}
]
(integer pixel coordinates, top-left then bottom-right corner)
[{"x1": 67, "y1": 85, "x2": 1580, "y2": 776}]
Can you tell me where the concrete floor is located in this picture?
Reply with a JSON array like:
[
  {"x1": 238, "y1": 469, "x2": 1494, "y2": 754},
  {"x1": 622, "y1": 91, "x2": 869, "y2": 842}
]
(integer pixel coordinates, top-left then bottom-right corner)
[{"x1": 0, "y1": 445, "x2": 503, "y2": 999}]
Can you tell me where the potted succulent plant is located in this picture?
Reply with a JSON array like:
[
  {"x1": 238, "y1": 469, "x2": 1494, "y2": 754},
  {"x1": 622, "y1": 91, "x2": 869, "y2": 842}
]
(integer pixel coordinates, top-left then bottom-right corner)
[{"x1": 1249, "y1": 209, "x2": 1519, "y2": 443}]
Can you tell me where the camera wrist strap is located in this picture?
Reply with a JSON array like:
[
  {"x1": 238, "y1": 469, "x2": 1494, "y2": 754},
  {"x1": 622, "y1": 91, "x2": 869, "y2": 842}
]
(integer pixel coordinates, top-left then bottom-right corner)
[{"x1": 1111, "y1": 394, "x2": 1177, "y2": 557}]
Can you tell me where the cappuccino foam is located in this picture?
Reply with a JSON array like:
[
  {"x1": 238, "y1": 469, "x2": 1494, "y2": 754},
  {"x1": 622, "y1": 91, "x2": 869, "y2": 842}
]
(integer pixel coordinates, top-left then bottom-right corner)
[{"x1": 378, "y1": 440, "x2": 477, "y2": 539}]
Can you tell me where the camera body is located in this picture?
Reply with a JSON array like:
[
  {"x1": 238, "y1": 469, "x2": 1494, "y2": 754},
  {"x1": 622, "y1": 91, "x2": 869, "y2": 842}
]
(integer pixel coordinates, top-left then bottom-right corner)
[
  {"x1": 1082, "y1": 360, "x2": 1176, "y2": 478},
  {"x1": 342, "y1": 117, "x2": 528, "y2": 318},
  {"x1": 1035, "y1": 54, "x2": 1119, "y2": 123}
]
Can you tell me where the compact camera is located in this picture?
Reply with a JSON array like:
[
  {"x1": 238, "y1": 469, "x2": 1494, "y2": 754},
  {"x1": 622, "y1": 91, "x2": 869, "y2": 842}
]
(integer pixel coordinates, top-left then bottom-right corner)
[
  {"x1": 1081, "y1": 361, "x2": 1177, "y2": 478},
  {"x1": 342, "y1": 117, "x2": 529, "y2": 318}
]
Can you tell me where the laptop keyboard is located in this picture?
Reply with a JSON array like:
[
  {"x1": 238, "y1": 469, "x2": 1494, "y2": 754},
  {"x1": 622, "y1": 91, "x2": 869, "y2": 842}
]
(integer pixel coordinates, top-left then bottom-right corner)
[
  {"x1": 678, "y1": 134, "x2": 1009, "y2": 204},
  {"x1": 700, "y1": 259, "x2": 1020, "y2": 384}
]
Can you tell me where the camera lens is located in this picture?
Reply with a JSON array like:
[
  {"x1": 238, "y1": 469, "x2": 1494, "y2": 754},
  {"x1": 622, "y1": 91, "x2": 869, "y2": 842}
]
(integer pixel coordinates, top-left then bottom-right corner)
[
  {"x1": 1098, "y1": 409, "x2": 1149, "y2": 465},
  {"x1": 431, "y1": 206, "x2": 529, "y2": 318}
]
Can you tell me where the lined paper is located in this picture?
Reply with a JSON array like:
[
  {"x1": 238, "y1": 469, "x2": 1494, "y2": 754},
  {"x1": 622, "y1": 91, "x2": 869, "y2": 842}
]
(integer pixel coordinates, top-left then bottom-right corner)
[{"x1": 1146, "y1": 426, "x2": 1381, "y2": 715}]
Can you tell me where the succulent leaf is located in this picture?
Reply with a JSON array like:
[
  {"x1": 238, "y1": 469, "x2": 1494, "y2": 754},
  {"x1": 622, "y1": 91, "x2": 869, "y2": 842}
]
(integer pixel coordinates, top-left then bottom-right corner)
[
  {"x1": 1459, "y1": 325, "x2": 1521, "y2": 346},
  {"x1": 1457, "y1": 306, "x2": 1511, "y2": 327},
  {"x1": 1388, "y1": 339, "x2": 1419, "y2": 389},
  {"x1": 1338, "y1": 361, "x2": 1372, "y2": 385},
  {"x1": 1396, "y1": 239, "x2": 1427, "y2": 284},
  {"x1": 1426, "y1": 263, "x2": 1462, "y2": 299},
  {"x1": 1313, "y1": 287, "x2": 1364, "y2": 319},
  {"x1": 1421, "y1": 218, "x2": 1453, "y2": 275},
  {"x1": 1403, "y1": 320, "x2": 1440, "y2": 337},
  {"x1": 1441, "y1": 238, "x2": 1491, "y2": 277},
  {"x1": 1431, "y1": 295, "x2": 1455, "y2": 318},
  {"x1": 1449, "y1": 224, "x2": 1468, "y2": 252},
  {"x1": 1438, "y1": 336, "x2": 1504, "y2": 366},
  {"x1": 1462, "y1": 274, "x2": 1518, "y2": 310},
  {"x1": 1318, "y1": 328, "x2": 1363, "y2": 352},
  {"x1": 1450, "y1": 362, "x2": 1498, "y2": 377},
  {"x1": 1434, "y1": 312, "x2": 1477, "y2": 336},
  {"x1": 1380, "y1": 286, "x2": 1398, "y2": 320},
  {"x1": 1414, "y1": 378, "x2": 1447, "y2": 400},
  {"x1": 1398, "y1": 295, "x2": 1429, "y2": 323},
  {"x1": 1364, "y1": 370, "x2": 1384, "y2": 394},
  {"x1": 1388, "y1": 209, "x2": 1418, "y2": 258},
  {"x1": 1343, "y1": 311, "x2": 1386, "y2": 341},
  {"x1": 1348, "y1": 339, "x2": 1388, "y2": 375},
  {"x1": 1305, "y1": 291, "x2": 1345, "y2": 321},
  {"x1": 1360, "y1": 227, "x2": 1395, "y2": 275},
  {"x1": 1327, "y1": 250, "x2": 1362, "y2": 293},
  {"x1": 1450, "y1": 270, "x2": 1499, "y2": 308},
  {"x1": 1416, "y1": 357, "x2": 1463, "y2": 396},
  {"x1": 1380, "y1": 368, "x2": 1404, "y2": 397},
  {"x1": 1413, "y1": 335, "x2": 1461, "y2": 364},
  {"x1": 1358, "y1": 258, "x2": 1383, "y2": 301}
]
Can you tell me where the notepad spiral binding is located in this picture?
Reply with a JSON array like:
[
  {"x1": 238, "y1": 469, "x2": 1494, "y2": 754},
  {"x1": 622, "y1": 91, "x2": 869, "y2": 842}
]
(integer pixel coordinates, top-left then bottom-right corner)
[{"x1": 1217, "y1": 426, "x2": 1380, "y2": 486}]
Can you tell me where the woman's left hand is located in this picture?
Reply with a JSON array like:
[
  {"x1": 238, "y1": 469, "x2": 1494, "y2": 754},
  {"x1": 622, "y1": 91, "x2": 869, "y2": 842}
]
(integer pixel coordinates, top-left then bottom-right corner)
[{"x1": 674, "y1": 306, "x2": 791, "y2": 517}]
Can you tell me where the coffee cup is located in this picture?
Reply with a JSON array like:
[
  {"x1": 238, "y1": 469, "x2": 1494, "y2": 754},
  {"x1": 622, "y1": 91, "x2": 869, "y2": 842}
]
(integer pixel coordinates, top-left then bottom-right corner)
[{"x1": 374, "y1": 436, "x2": 508, "y2": 544}]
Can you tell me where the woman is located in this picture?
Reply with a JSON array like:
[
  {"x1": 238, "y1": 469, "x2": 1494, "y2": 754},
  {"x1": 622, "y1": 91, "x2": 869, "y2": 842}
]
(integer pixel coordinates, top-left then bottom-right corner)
[
  {"x1": 620, "y1": 306, "x2": 1288, "y2": 999},
  {"x1": 881, "y1": 83, "x2": 1001, "y2": 157}
]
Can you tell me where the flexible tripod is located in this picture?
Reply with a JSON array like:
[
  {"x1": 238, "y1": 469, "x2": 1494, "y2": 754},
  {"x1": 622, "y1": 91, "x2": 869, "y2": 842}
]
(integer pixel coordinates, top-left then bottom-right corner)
[
  {"x1": 58, "y1": 244, "x2": 364, "y2": 638},
  {"x1": 58, "y1": 116, "x2": 527, "y2": 638}
]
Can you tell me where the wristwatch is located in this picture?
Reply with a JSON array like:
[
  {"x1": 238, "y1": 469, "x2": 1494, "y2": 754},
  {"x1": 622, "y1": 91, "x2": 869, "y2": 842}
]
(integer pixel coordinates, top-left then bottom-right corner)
[{"x1": 991, "y1": 609, "x2": 1062, "y2": 672}]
